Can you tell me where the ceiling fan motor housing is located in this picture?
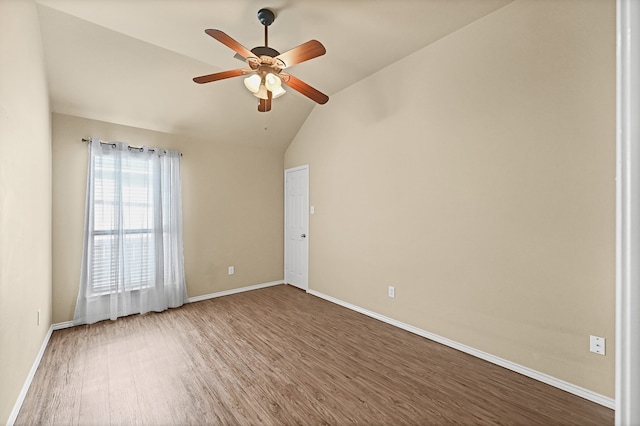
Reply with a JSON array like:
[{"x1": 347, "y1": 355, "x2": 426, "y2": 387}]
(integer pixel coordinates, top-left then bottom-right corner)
[{"x1": 251, "y1": 46, "x2": 280, "y2": 57}]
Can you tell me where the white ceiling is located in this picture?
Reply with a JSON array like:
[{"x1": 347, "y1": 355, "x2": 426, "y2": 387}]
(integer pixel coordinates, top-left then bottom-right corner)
[{"x1": 35, "y1": 0, "x2": 513, "y2": 151}]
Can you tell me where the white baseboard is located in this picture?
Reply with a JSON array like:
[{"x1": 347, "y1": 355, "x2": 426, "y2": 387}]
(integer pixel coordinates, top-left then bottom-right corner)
[
  {"x1": 187, "y1": 280, "x2": 284, "y2": 303},
  {"x1": 52, "y1": 320, "x2": 75, "y2": 330},
  {"x1": 50, "y1": 281, "x2": 286, "y2": 328},
  {"x1": 6, "y1": 325, "x2": 54, "y2": 426},
  {"x1": 307, "y1": 289, "x2": 615, "y2": 410}
]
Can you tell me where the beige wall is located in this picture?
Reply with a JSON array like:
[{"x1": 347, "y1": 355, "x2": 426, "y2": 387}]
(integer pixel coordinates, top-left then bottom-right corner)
[
  {"x1": 0, "y1": 0, "x2": 52, "y2": 423},
  {"x1": 52, "y1": 113, "x2": 284, "y2": 323},
  {"x1": 285, "y1": 0, "x2": 615, "y2": 397}
]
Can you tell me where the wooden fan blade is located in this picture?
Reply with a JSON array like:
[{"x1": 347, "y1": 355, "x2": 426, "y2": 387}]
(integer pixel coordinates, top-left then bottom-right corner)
[
  {"x1": 258, "y1": 91, "x2": 272, "y2": 112},
  {"x1": 193, "y1": 68, "x2": 250, "y2": 84},
  {"x1": 274, "y1": 40, "x2": 326, "y2": 68},
  {"x1": 205, "y1": 29, "x2": 255, "y2": 60},
  {"x1": 283, "y1": 74, "x2": 329, "y2": 104}
]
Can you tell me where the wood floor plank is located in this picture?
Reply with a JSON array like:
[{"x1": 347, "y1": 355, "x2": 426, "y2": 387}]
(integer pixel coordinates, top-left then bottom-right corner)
[
  {"x1": 77, "y1": 325, "x2": 110, "y2": 426},
  {"x1": 16, "y1": 284, "x2": 613, "y2": 425}
]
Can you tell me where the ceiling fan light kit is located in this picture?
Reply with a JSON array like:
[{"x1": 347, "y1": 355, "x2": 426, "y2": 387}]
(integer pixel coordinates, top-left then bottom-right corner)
[
  {"x1": 243, "y1": 74, "x2": 262, "y2": 92},
  {"x1": 193, "y1": 8, "x2": 328, "y2": 112}
]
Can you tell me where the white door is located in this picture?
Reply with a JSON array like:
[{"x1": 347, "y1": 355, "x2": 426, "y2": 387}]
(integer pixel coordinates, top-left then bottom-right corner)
[{"x1": 284, "y1": 165, "x2": 309, "y2": 290}]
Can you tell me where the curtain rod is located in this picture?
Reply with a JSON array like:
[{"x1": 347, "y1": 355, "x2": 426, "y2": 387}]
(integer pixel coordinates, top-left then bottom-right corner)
[{"x1": 81, "y1": 138, "x2": 182, "y2": 156}]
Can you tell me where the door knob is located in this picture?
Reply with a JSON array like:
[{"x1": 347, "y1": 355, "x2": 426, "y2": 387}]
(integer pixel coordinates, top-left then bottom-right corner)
[{"x1": 301, "y1": 234, "x2": 306, "y2": 238}]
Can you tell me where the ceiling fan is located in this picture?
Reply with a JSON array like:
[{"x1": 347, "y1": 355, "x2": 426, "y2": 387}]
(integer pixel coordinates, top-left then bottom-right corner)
[{"x1": 193, "y1": 8, "x2": 329, "y2": 112}]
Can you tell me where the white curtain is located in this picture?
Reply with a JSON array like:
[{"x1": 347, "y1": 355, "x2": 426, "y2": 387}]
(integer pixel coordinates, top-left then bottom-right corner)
[{"x1": 74, "y1": 138, "x2": 187, "y2": 325}]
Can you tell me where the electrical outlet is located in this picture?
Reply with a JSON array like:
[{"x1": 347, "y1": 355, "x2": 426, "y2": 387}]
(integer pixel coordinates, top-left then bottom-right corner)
[
  {"x1": 388, "y1": 286, "x2": 395, "y2": 298},
  {"x1": 590, "y1": 335, "x2": 605, "y2": 355},
  {"x1": 228, "y1": 266, "x2": 234, "y2": 275}
]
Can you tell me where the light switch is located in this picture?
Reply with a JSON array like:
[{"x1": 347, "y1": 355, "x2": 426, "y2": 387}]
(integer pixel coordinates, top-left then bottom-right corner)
[{"x1": 310, "y1": 205, "x2": 315, "y2": 214}]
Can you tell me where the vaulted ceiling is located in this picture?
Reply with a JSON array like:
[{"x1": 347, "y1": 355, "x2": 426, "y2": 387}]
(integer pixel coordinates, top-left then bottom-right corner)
[{"x1": 36, "y1": 0, "x2": 513, "y2": 150}]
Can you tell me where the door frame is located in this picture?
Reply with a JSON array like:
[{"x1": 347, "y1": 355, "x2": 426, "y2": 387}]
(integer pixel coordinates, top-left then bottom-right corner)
[
  {"x1": 284, "y1": 164, "x2": 310, "y2": 291},
  {"x1": 616, "y1": 0, "x2": 639, "y2": 424}
]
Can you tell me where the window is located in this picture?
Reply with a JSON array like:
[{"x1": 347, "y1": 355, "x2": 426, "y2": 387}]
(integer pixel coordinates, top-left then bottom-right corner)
[
  {"x1": 89, "y1": 153, "x2": 156, "y2": 295},
  {"x1": 75, "y1": 139, "x2": 187, "y2": 325}
]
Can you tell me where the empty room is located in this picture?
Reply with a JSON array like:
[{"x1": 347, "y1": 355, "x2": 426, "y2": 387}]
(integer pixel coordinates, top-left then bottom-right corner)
[{"x1": 1, "y1": 0, "x2": 639, "y2": 424}]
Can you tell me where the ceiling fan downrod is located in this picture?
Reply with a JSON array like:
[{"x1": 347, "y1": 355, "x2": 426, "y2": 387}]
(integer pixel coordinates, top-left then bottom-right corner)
[{"x1": 257, "y1": 8, "x2": 275, "y2": 47}]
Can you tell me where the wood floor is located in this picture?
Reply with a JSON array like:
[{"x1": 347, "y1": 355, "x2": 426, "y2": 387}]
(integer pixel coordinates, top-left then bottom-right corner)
[{"x1": 17, "y1": 284, "x2": 613, "y2": 425}]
